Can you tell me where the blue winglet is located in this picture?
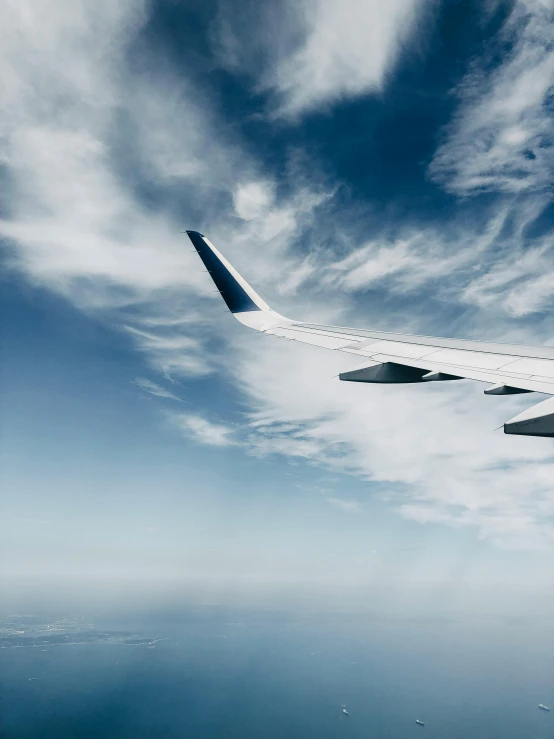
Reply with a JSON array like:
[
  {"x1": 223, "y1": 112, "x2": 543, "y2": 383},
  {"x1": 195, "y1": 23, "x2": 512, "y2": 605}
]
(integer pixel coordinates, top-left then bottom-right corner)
[{"x1": 186, "y1": 231, "x2": 263, "y2": 314}]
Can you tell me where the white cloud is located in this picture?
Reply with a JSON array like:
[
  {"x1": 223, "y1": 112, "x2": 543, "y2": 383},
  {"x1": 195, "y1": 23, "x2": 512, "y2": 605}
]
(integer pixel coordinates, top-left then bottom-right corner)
[
  {"x1": 269, "y1": 0, "x2": 428, "y2": 115},
  {"x1": 125, "y1": 327, "x2": 211, "y2": 378},
  {"x1": 0, "y1": 0, "x2": 329, "y2": 381},
  {"x1": 314, "y1": 197, "x2": 554, "y2": 322},
  {"x1": 462, "y1": 242, "x2": 553, "y2": 317},
  {"x1": 429, "y1": 0, "x2": 554, "y2": 194},
  {"x1": 171, "y1": 413, "x2": 236, "y2": 447},
  {"x1": 324, "y1": 233, "x2": 466, "y2": 294},
  {"x1": 233, "y1": 181, "x2": 274, "y2": 220},
  {"x1": 458, "y1": 196, "x2": 554, "y2": 318},
  {"x1": 0, "y1": 0, "x2": 211, "y2": 304},
  {"x1": 134, "y1": 378, "x2": 184, "y2": 402},
  {"x1": 235, "y1": 337, "x2": 554, "y2": 551},
  {"x1": 211, "y1": 0, "x2": 430, "y2": 116}
]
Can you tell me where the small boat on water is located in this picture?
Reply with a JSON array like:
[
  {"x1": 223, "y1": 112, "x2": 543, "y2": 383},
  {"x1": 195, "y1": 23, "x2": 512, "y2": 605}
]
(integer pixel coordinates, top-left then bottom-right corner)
[
  {"x1": 538, "y1": 704, "x2": 551, "y2": 712},
  {"x1": 415, "y1": 719, "x2": 425, "y2": 726}
]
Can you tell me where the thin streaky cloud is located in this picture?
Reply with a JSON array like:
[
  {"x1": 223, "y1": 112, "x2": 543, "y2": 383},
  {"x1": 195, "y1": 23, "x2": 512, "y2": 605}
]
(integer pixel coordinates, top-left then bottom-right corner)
[
  {"x1": 134, "y1": 378, "x2": 184, "y2": 402},
  {"x1": 171, "y1": 413, "x2": 236, "y2": 447},
  {"x1": 429, "y1": 0, "x2": 554, "y2": 195},
  {"x1": 214, "y1": 0, "x2": 431, "y2": 116}
]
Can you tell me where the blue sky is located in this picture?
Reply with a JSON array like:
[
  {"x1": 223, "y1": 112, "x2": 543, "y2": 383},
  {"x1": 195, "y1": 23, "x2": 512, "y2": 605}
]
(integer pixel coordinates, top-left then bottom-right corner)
[{"x1": 1, "y1": 0, "x2": 554, "y2": 612}]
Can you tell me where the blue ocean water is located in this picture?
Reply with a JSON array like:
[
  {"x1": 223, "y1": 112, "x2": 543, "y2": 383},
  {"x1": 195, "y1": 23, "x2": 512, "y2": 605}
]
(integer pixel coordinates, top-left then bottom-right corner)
[{"x1": 1, "y1": 608, "x2": 553, "y2": 738}]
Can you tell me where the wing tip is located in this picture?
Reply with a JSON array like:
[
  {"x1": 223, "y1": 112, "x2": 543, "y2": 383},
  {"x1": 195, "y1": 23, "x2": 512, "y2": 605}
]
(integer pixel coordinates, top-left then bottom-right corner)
[{"x1": 185, "y1": 230, "x2": 270, "y2": 315}]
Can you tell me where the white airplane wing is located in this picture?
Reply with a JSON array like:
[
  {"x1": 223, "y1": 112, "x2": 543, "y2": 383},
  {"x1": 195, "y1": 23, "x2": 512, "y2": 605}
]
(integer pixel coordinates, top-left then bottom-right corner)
[{"x1": 187, "y1": 231, "x2": 554, "y2": 438}]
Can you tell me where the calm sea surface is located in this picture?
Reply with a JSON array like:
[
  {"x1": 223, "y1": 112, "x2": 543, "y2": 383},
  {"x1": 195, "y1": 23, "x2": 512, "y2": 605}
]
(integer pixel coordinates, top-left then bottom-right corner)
[{"x1": 1, "y1": 608, "x2": 553, "y2": 738}]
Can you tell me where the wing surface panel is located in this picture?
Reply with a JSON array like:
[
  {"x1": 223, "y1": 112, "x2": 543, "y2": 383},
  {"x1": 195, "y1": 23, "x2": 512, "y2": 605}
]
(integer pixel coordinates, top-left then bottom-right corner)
[{"x1": 284, "y1": 322, "x2": 554, "y2": 361}]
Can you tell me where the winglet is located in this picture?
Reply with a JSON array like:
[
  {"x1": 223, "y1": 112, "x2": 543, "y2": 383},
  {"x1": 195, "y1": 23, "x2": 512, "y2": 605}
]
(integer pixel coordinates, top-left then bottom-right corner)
[
  {"x1": 187, "y1": 231, "x2": 270, "y2": 313},
  {"x1": 186, "y1": 231, "x2": 291, "y2": 330}
]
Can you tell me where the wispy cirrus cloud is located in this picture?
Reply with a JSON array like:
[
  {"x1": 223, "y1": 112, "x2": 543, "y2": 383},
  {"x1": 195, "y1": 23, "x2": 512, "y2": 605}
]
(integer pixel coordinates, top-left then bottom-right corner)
[
  {"x1": 268, "y1": 0, "x2": 429, "y2": 116},
  {"x1": 323, "y1": 229, "x2": 471, "y2": 295},
  {"x1": 321, "y1": 196, "x2": 554, "y2": 321},
  {"x1": 233, "y1": 182, "x2": 275, "y2": 221},
  {"x1": 125, "y1": 327, "x2": 211, "y2": 378},
  {"x1": 462, "y1": 238, "x2": 554, "y2": 317},
  {"x1": 429, "y1": 0, "x2": 554, "y2": 195},
  {"x1": 213, "y1": 0, "x2": 432, "y2": 117},
  {"x1": 171, "y1": 413, "x2": 236, "y2": 447},
  {"x1": 134, "y1": 378, "x2": 184, "y2": 402}
]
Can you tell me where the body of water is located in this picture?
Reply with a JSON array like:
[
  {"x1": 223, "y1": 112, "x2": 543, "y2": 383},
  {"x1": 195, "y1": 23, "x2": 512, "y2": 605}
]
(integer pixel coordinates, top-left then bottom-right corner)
[{"x1": 1, "y1": 607, "x2": 553, "y2": 738}]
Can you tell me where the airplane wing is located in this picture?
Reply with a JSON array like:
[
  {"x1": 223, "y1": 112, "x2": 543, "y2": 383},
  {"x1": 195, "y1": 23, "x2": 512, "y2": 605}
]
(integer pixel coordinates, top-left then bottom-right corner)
[{"x1": 187, "y1": 230, "x2": 554, "y2": 438}]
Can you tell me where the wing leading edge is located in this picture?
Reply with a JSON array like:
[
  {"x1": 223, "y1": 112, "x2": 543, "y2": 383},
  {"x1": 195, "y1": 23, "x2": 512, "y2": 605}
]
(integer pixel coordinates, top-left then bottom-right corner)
[{"x1": 186, "y1": 231, "x2": 554, "y2": 438}]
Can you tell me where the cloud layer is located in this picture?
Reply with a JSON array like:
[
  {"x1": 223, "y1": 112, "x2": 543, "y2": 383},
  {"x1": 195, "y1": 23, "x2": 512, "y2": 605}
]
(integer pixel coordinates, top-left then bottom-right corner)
[
  {"x1": 429, "y1": 0, "x2": 554, "y2": 195},
  {"x1": 235, "y1": 338, "x2": 554, "y2": 551},
  {"x1": 213, "y1": 0, "x2": 432, "y2": 116},
  {"x1": 2, "y1": 0, "x2": 554, "y2": 554},
  {"x1": 269, "y1": 0, "x2": 428, "y2": 115}
]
